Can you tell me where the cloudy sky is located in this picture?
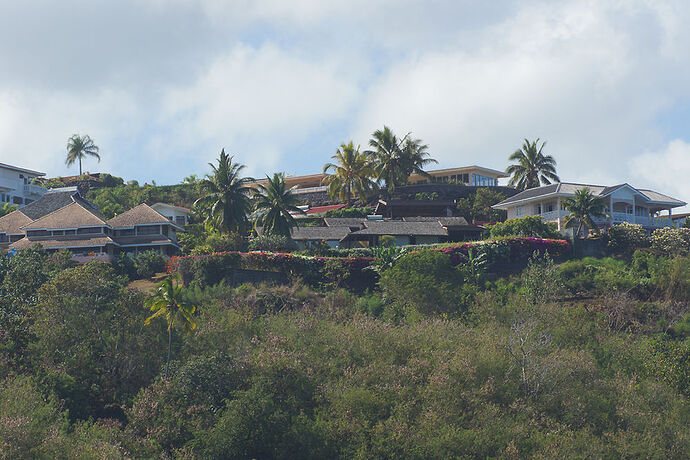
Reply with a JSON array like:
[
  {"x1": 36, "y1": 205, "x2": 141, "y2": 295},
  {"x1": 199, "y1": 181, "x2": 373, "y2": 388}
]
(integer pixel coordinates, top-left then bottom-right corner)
[{"x1": 1, "y1": 0, "x2": 689, "y2": 208}]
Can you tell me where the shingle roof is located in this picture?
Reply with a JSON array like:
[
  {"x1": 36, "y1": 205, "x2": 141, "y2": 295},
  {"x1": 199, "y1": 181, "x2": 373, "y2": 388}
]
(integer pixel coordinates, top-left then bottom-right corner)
[
  {"x1": 354, "y1": 221, "x2": 447, "y2": 236},
  {"x1": 324, "y1": 217, "x2": 367, "y2": 228},
  {"x1": 20, "y1": 189, "x2": 79, "y2": 220},
  {"x1": 0, "y1": 211, "x2": 32, "y2": 235},
  {"x1": 493, "y1": 183, "x2": 560, "y2": 206},
  {"x1": 10, "y1": 235, "x2": 115, "y2": 250},
  {"x1": 107, "y1": 204, "x2": 172, "y2": 228},
  {"x1": 21, "y1": 202, "x2": 106, "y2": 230},
  {"x1": 403, "y1": 216, "x2": 470, "y2": 226},
  {"x1": 290, "y1": 226, "x2": 352, "y2": 241},
  {"x1": 638, "y1": 189, "x2": 687, "y2": 205}
]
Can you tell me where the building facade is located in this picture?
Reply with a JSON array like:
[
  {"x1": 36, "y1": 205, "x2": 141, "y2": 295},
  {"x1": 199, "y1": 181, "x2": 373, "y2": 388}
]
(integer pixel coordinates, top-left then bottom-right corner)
[{"x1": 0, "y1": 162, "x2": 46, "y2": 206}]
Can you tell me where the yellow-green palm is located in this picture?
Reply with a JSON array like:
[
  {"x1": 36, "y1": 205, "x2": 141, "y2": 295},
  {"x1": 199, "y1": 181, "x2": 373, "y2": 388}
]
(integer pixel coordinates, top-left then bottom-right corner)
[
  {"x1": 65, "y1": 134, "x2": 100, "y2": 176},
  {"x1": 323, "y1": 141, "x2": 377, "y2": 204},
  {"x1": 145, "y1": 278, "x2": 196, "y2": 379}
]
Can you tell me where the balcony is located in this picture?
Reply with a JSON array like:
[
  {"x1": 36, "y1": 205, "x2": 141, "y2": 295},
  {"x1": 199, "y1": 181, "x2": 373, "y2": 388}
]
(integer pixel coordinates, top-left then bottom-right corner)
[
  {"x1": 24, "y1": 184, "x2": 46, "y2": 197},
  {"x1": 538, "y1": 210, "x2": 671, "y2": 228}
]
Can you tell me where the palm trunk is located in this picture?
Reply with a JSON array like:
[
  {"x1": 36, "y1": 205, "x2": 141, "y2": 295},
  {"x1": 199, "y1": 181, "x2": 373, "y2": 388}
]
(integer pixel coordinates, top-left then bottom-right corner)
[
  {"x1": 165, "y1": 327, "x2": 172, "y2": 379},
  {"x1": 79, "y1": 157, "x2": 82, "y2": 176}
]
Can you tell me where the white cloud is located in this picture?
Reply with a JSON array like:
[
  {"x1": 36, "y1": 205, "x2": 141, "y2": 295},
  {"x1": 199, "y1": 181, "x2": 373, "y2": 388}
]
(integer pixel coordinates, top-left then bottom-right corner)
[{"x1": 630, "y1": 139, "x2": 690, "y2": 212}]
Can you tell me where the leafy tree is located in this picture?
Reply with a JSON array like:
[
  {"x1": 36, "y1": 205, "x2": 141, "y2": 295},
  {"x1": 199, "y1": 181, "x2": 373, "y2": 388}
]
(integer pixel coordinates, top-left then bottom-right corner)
[
  {"x1": 195, "y1": 149, "x2": 253, "y2": 234},
  {"x1": 145, "y1": 278, "x2": 197, "y2": 379},
  {"x1": 506, "y1": 138, "x2": 560, "y2": 190},
  {"x1": 322, "y1": 142, "x2": 377, "y2": 204},
  {"x1": 366, "y1": 126, "x2": 435, "y2": 190},
  {"x1": 0, "y1": 202, "x2": 17, "y2": 217},
  {"x1": 65, "y1": 134, "x2": 100, "y2": 175},
  {"x1": 489, "y1": 215, "x2": 561, "y2": 238},
  {"x1": 456, "y1": 188, "x2": 507, "y2": 223},
  {"x1": 252, "y1": 173, "x2": 304, "y2": 238},
  {"x1": 563, "y1": 187, "x2": 607, "y2": 237}
]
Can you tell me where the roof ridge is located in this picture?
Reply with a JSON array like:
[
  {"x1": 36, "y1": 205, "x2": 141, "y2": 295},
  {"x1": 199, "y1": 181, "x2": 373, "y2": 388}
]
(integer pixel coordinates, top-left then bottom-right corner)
[{"x1": 22, "y1": 201, "x2": 106, "y2": 228}]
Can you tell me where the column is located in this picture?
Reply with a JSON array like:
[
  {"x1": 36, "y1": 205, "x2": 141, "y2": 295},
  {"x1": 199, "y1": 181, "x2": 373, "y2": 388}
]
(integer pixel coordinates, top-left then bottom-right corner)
[
  {"x1": 609, "y1": 196, "x2": 614, "y2": 226},
  {"x1": 556, "y1": 197, "x2": 561, "y2": 231}
]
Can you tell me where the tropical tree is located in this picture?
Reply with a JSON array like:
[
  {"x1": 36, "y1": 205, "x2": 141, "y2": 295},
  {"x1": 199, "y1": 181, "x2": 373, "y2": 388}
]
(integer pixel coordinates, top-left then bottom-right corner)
[
  {"x1": 252, "y1": 173, "x2": 304, "y2": 238},
  {"x1": 506, "y1": 138, "x2": 560, "y2": 190},
  {"x1": 194, "y1": 149, "x2": 253, "y2": 234},
  {"x1": 144, "y1": 278, "x2": 196, "y2": 379},
  {"x1": 65, "y1": 134, "x2": 100, "y2": 175},
  {"x1": 399, "y1": 136, "x2": 437, "y2": 180},
  {"x1": 0, "y1": 202, "x2": 17, "y2": 218},
  {"x1": 322, "y1": 142, "x2": 378, "y2": 204},
  {"x1": 563, "y1": 187, "x2": 607, "y2": 237}
]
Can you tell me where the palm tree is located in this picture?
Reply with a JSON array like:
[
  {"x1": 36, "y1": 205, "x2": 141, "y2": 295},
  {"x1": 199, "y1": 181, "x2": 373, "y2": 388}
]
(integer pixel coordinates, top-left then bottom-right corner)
[
  {"x1": 65, "y1": 134, "x2": 100, "y2": 175},
  {"x1": 366, "y1": 126, "x2": 407, "y2": 190},
  {"x1": 506, "y1": 138, "x2": 560, "y2": 190},
  {"x1": 144, "y1": 278, "x2": 196, "y2": 379},
  {"x1": 399, "y1": 136, "x2": 437, "y2": 179},
  {"x1": 563, "y1": 187, "x2": 607, "y2": 237},
  {"x1": 322, "y1": 142, "x2": 378, "y2": 204},
  {"x1": 194, "y1": 149, "x2": 253, "y2": 234},
  {"x1": 252, "y1": 173, "x2": 304, "y2": 238},
  {"x1": 0, "y1": 202, "x2": 17, "y2": 218}
]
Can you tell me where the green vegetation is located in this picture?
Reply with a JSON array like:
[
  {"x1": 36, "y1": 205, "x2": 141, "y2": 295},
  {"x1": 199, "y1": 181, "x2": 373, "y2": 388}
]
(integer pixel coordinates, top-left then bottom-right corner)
[
  {"x1": 506, "y1": 138, "x2": 560, "y2": 190},
  {"x1": 1, "y1": 244, "x2": 690, "y2": 457},
  {"x1": 456, "y1": 187, "x2": 507, "y2": 222},
  {"x1": 322, "y1": 141, "x2": 378, "y2": 204},
  {"x1": 489, "y1": 215, "x2": 561, "y2": 238},
  {"x1": 323, "y1": 206, "x2": 373, "y2": 218},
  {"x1": 563, "y1": 187, "x2": 607, "y2": 236},
  {"x1": 252, "y1": 173, "x2": 303, "y2": 238}
]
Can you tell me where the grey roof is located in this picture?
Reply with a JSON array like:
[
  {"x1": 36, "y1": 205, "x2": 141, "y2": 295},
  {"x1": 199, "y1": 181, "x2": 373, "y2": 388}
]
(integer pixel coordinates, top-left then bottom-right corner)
[
  {"x1": 403, "y1": 216, "x2": 470, "y2": 226},
  {"x1": 115, "y1": 235, "x2": 179, "y2": 247},
  {"x1": 0, "y1": 210, "x2": 32, "y2": 235},
  {"x1": 0, "y1": 162, "x2": 45, "y2": 176},
  {"x1": 494, "y1": 182, "x2": 686, "y2": 208},
  {"x1": 21, "y1": 202, "x2": 106, "y2": 230},
  {"x1": 20, "y1": 189, "x2": 79, "y2": 220},
  {"x1": 290, "y1": 226, "x2": 352, "y2": 241},
  {"x1": 10, "y1": 235, "x2": 115, "y2": 250},
  {"x1": 324, "y1": 217, "x2": 366, "y2": 228},
  {"x1": 353, "y1": 220, "x2": 448, "y2": 236}
]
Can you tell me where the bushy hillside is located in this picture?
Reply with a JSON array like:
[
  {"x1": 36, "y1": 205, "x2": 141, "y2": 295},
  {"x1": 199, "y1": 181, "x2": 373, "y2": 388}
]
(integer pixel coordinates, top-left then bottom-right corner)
[{"x1": 1, "y1": 246, "x2": 689, "y2": 458}]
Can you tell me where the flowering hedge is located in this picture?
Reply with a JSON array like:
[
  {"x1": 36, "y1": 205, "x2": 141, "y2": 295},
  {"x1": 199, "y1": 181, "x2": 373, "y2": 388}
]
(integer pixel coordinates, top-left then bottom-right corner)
[
  {"x1": 426, "y1": 237, "x2": 570, "y2": 266},
  {"x1": 167, "y1": 251, "x2": 376, "y2": 290}
]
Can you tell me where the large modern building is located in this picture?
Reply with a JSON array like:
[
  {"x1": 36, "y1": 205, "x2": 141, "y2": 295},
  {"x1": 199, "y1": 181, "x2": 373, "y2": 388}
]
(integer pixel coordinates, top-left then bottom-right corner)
[
  {"x1": 253, "y1": 165, "x2": 508, "y2": 196},
  {"x1": 493, "y1": 182, "x2": 686, "y2": 231},
  {"x1": 0, "y1": 162, "x2": 46, "y2": 206}
]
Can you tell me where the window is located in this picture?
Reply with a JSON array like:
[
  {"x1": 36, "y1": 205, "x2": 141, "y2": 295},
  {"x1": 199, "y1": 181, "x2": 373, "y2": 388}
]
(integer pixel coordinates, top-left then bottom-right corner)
[
  {"x1": 137, "y1": 225, "x2": 161, "y2": 235},
  {"x1": 162, "y1": 225, "x2": 169, "y2": 236},
  {"x1": 175, "y1": 216, "x2": 186, "y2": 226},
  {"x1": 516, "y1": 206, "x2": 525, "y2": 217},
  {"x1": 12, "y1": 196, "x2": 22, "y2": 205},
  {"x1": 535, "y1": 204, "x2": 542, "y2": 214},
  {"x1": 77, "y1": 227, "x2": 102, "y2": 234},
  {"x1": 117, "y1": 229, "x2": 135, "y2": 237},
  {"x1": 27, "y1": 230, "x2": 49, "y2": 237}
]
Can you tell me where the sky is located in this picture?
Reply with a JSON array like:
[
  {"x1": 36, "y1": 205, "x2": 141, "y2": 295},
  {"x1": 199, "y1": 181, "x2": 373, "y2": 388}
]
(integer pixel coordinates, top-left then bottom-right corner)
[{"x1": 0, "y1": 0, "x2": 689, "y2": 210}]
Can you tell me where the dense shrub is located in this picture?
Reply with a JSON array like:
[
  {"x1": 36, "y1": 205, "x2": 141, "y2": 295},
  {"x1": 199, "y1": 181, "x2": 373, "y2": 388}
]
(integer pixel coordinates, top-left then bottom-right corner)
[
  {"x1": 650, "y1": 227, "x2": 690, "y2": 256},
  {"x1": 380, "y1": 251, "x2": 470, "y2": 315},
  {"x1": 323, "y1": 206, "x2": 373, "y2": 218},
  {"x1": 489, "y1": 215, "x2": 561, "y2": 239},
  {"x1": 133, "y1": 249, "x2": 167, "y2": 279},
  {"x1": 248, "y1": 234, "x2": 295, "y2": 252},
  {"x1": 608, "y1": 222, "x2": 648, "y2": 254},
  {"x1": 205, "y1": 232, "x2": 245, "y2": 252}
]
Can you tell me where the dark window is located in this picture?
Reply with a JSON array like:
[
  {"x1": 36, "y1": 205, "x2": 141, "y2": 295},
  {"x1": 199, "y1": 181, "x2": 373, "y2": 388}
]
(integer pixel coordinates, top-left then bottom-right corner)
[
  {"x1": 65, "y1": 229, "x2": 76, "y2": 235},
  {"x1": 162, "y1": 225, "x2": 169, "y2": 236},
  {"x1": 12, "y1": 196, "x2": 22, "y2": 205},
  {"x1": 175, "y1": 216, "x2": 186, "y2": 225},
  {"x1": 117, "y1": 229, "x2": 135, "y2": 237},
  {"x1": 0, "y1": 233, "x2": 7, "y2": 243},
  {"x1": 27, "y1": 230, "x2": 49, "y2": 237},
  {"x1": 137, "y1": 225, "x2": 160, "y2": 235},
  {"x1": 77, "y1": 227, "x2": 102, "y2": 234}
]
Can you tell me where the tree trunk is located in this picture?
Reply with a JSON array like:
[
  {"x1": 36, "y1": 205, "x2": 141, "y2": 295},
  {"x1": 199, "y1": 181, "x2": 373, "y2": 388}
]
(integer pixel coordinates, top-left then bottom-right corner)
[
  {"x1": 165, "y1": 327, "x2": 172, "y2": 379},
  {"x1": 79, "y1": 157, "x2": 82, "y2": 176}
]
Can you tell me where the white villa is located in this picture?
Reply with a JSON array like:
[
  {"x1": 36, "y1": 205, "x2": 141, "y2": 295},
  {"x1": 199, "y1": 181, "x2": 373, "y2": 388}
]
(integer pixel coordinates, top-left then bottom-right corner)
[
  {"x1": 493, "y1": 183, "x2": 687, "y2": 231},
  {"x1": 0, "y1": 162, "x2": 46, "y2": 206}
]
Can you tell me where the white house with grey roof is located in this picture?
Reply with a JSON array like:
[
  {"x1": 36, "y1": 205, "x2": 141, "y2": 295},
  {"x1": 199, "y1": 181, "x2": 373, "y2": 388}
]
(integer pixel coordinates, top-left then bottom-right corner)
[
  {"x1": 0, "y1": 162, "x2": 46, "y2": 206},
  {"x1": 492, "y1": 183, "x2": 686, "y2": 231}
]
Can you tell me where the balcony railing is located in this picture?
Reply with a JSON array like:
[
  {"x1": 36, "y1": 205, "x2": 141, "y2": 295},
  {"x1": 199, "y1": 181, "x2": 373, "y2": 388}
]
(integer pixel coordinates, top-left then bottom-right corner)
[
  {"x1": 538, "y1": 210, "x2": 671, "y2": 228},
  {"x1": 24, "y1": 184, "x2": 46, "y2": 196},
  {"x1": 293, "y1": 185, "x2": 328, "y2": 194}
]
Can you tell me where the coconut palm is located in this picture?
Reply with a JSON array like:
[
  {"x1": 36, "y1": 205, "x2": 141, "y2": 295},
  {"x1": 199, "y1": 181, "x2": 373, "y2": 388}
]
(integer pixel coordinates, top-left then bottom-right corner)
[
  {"x1": 65, "y1": 134, "x2": 100, "y2": 175},
  {"x1": 366, "y1": 126, "x2": 407, "y2": 190},
  {"x1": 144, "y1": 278, "x2": 196, "y2": 379},
  {"x1": 322, "y1": 142, "x2": 378, "y2": 204},
  {"x1": 252, "y1": 173, "x2": 304, "y2": 238},
  {"x1": 194, "y1": 149, "x2": 253, "y2": 234},
  {"x1": 506, "y1": 138, "x2": 560, "y2": 190},
  {"x1": 563, "y1": 187, "x2": 607, "y2": 237},
  {"x1": 399, "y1": 136, "x2": 437, "y2": 179}
]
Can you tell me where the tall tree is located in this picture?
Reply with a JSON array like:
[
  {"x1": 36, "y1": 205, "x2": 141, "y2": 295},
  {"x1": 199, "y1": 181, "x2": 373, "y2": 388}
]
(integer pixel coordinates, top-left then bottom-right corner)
[
  {"x1": 399, "y1": 136, "x2": 437, "y2": 180},
  {"x1": 252, "y1": 173, "x2": 304, "y2": 238},
  {"x1": 506, "y1": 138, "x2": 560, "y2": 190},
  {"x1": 144, "y1": 278, "x2": 196, "y2": 379},
  {"x1": 194, "y1": 149, "x2": 253, "y2": 234},
  {"x1": 563, "y1": 187, "x2": 607, "y2": 237},
  {"x1": 65, "y1": 134, "x2": 100, "y2": 176},
  {"x1": 366, "y1": 126, "x2": 406, "y2": 190},
  {"x1": 322, "y1": 142, "x2": 378, "y2": 204}
]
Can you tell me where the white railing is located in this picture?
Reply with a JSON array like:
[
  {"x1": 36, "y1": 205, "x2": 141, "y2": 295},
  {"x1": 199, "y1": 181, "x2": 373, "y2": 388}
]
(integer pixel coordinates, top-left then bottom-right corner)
[
  {"x1": 539, "y1": 210, "x2": 568, "y2": 221},
  {"x1": 538, "y1": 210, "x2": 671, "y2": 228},
  {"x1": 293, "y1": 185, "x2": 328, "y2": 194},
  {"x1": 24, "y1": 184, "x2": 46, "y2": 196}
]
